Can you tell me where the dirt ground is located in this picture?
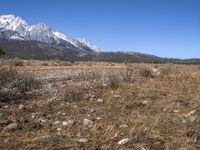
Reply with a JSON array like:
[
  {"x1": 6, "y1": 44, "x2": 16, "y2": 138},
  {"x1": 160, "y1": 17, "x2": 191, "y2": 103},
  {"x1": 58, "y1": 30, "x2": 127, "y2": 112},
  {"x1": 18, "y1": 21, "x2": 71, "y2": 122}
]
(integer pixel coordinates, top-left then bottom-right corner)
[{"x1": 0, "y1": 61, "x2": 200, "y2": 150}]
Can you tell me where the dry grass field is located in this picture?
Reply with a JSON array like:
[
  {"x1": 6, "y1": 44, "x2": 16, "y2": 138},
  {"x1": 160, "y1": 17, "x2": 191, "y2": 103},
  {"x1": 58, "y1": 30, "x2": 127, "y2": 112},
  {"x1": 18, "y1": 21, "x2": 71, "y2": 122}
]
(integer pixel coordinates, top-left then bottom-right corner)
[{"x1": 0, "y1": 60, "x2": 200, "y2": 150}]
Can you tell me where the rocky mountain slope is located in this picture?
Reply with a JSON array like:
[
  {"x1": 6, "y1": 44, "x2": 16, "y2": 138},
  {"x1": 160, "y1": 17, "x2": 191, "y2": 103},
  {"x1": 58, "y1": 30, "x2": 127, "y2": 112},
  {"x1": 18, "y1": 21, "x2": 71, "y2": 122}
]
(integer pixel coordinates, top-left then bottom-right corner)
[
  {"x1": 0, "y1": 39, "x2": 163, "y2": 62},
  {"x1": 0, "y1": 14, "x2": 100, "y2": 52}
]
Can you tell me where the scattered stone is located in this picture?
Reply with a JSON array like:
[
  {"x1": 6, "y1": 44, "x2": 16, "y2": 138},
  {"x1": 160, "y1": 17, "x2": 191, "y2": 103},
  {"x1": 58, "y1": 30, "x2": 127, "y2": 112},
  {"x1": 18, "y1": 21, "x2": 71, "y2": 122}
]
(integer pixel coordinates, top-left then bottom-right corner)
[
  {"x1": 57, "y1": 128, "x2": 62, "y2": 131},
  {"x1": 119, "y1": 124, "x2": 128, "y2": 128},
  {"x1": 57, "y1": 112, "x2": 62, "y2": 115},
  {"x1": 62, "y1": 120, "x2": 75, "y2": 126},
  {"x1": 3, "y1": 105, "x2": 8, "y2": 109},
  {"x1": 4, "y1": 123, "x2": 18, "y2": 131},
  {"x1": 142, "y1": 100, "x2": 150, "y2": 105},
  {"x1": 62, "y1": 113, "x2": 66, "y2": 116},
  {"x1": 102, "y1": 83, "x2": 107, "y2": 87},
  {"x1": 27, "y1": 122, "x2": 42, "y2": 130},
  {"x1": 83, "y1": 94, "x2": 92, "y2": 100},
  {"x1": 53, "y1": 121, "x2": 61, "y2": 125},
  {"x1": 182, "y1": 120, "x2": 187, "y2": 124},
  {"x1": 173, "y1": 110, "x2": 179, "y2": 113},
  {"x1": 97, "y1": 98, "x2": 103, "y2": 103},
  {"x1": 31, "y1": 112, "x2": 37, "y2": 119},
  {"x1": 187, "y1": 110, "x2": 196, "y2": 116},
  {"x1": 83, "y1": 119, "x2": 93, "y2": 126},
  {"x1": 48, "y1": 97, "x2": 56, "y2": 102},
  {"x1": 118, "y1": 138, "x2": 129, "y2": 145},
  {"x1": 39, "y1": 119, "x2": 47, "y2": 123},
  {"x1": 113, "y1": 95, "x2": 121, "y2": 99},
  {"x1": 78, "y1": 138, "x2": 89, "y2": 143},
  {"x1": 90, "y1": 108, "x2": 96, "y2": 113},
  {"x1": 3, "y1": 138, "x2": 11, "y2": 143},
  {"x1": 18, "y1": 104, "x2": 24, "y2": 110},
  {"x1": 96, "y1": 117, "x2": 102, "y2": 120},
  {"x1": 42, "y1": 135, "x2": 59, "y2": 143}
]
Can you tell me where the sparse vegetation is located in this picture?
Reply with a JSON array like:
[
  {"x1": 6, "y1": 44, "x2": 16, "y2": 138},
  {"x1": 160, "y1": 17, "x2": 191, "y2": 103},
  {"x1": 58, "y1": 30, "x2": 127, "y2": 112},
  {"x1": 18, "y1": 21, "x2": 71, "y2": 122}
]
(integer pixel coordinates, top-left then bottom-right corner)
[
  {"x1": 107, "y1": 73, "x2": 120, "y2": 89},
  {"x1": 139, "y1": 66, "x2": 154, "y2": 78},
  {"x1": 12, "y1": 59, "x2": 24, "y2": 66},
  {"x1": 0, "y1": 59, "x2": 41, "y2": 102},
  {"x1": 120, "y1": 63, "x2": 135, "y2": 82},
  {"x1": 0, "y1": 60, "x2": 200, "y2": 149}
]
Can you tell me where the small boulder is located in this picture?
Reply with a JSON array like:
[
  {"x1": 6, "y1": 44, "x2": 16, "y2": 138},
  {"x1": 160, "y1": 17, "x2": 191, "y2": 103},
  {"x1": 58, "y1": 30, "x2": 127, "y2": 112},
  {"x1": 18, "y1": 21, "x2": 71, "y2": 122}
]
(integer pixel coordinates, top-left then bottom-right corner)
[
  {"x1": 4, "y1": 123, "x2": 18, "y2": 131},
  {"x1": 62, "y1": 120, "x2": 75, "y2": 126},
  {"x1": 118, "y1": 138, "x2": 129, "y2": 145},
  {"x1": 83, "y1": 119, "x2": 93, "y2": 126},
  {"x1": 78, "y1": 138, "x2": 88, "y2": 143}
]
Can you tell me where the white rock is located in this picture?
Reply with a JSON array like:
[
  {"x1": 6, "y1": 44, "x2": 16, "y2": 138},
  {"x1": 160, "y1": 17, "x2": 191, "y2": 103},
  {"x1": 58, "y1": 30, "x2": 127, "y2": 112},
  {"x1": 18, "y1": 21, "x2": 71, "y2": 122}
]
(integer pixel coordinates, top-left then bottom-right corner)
[
  {"x1": 173, "y1": 110, "x2": 179, "y2": 113},
  {"x1": 187, "y1": 110, "x2": 196, "y2": 116},
  {"x1": 83, "y1": 119, "x2": 93, "y2": 126},
  {"x1": 142, "y1": 100, "x2": 150, "y2": 105},
  {"x1": 113, "y1": 95, "x2": 121, "y2": 99},
  {"x1": 118, "y1": 138, "x2": 129, "y2": 145},
  {"x1": 96, "y1": 117, "x2": 102, "y2": 120},
  {"x1": 31, "y1": 113, "x2": 37, "y2": 118},
  {"x1": 97, "y1": 98, "x2": 103, "y2": 103},
  {"x1": 3, "y1": 105, "x2": 8, "y2": 109},
  {"x1": 90, "y1": 108, "x2": 96, "y2": 113},
  {"x1": 53, "y1": 121, "x2": 61, "y2": 125},
  {"x1": 4, "y1": 123, "x2": 18, "y2": 131},
  {"x1": 78, "y1": 138, "x2": 88, "y2": 143},
  {"x1": 57, "y1": 128, "x2": 62, "y2": 131},
  {"x1": 119, "y1": 124, "x2": 128, "y2": 128},
  {"x1": 18, "y1": 104, "x2": 24, "y2": 110},
  {"x1": 62, "y1": 120, "x2": 74, "y2": 126}
]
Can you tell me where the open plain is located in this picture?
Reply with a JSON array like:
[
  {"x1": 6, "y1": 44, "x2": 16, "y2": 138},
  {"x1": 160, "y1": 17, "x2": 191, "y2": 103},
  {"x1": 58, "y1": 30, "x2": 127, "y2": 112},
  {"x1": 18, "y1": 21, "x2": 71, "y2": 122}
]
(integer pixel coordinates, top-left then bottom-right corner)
[{"x1": 0, "y1": 60, "x2": 200, "y2": 150}]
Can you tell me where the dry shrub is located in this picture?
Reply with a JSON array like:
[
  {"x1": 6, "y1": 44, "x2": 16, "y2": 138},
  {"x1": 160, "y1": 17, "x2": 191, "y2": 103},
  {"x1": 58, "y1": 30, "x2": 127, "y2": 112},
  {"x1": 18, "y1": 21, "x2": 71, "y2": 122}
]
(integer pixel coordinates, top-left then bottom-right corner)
[
  {"x1": 62, "y1": 62, "x2": 72, "y2": 66},
  {"x1": 159, "y1": 64, "x2": 173, "y2": 75},
  {"x1": 63, "y1": 86, "x2": 87, "y2": 102},
  {"x1": 107, "y1": 73, "x2": 120, "y2": 89},
  {"x1": 139, "y1": 66, "x2": 154, "y2": 78},
  {"x1": 0, "y1": 59, "x2": 41, "y2": 102},
  {"x1": 78, "y1": 70, "x2": 102, "y2": 81},
  {"x1": 41, "y1": 62, "x2": 49, "y2": 66},
  {"x1": 120, "y1": 64, "x2": 135, "y2": 82},
  {"x1": 12, "y1": 59, "x2": 24, "y2": 66}
]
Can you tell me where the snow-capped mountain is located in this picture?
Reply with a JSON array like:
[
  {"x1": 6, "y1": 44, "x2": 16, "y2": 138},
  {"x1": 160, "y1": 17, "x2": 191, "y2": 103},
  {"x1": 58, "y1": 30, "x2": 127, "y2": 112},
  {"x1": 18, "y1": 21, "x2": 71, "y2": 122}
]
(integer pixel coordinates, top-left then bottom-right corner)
[{"x1": 0, "y1": 14, "x2": 100, "y2": 52}]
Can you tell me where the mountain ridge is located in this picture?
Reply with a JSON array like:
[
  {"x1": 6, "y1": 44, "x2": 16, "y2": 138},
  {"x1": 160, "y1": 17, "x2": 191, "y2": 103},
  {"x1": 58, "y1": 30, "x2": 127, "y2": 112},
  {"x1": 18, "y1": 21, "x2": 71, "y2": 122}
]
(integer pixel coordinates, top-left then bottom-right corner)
[{"x1": 0, "y1": 14, "x2": 100, "y2": 52}]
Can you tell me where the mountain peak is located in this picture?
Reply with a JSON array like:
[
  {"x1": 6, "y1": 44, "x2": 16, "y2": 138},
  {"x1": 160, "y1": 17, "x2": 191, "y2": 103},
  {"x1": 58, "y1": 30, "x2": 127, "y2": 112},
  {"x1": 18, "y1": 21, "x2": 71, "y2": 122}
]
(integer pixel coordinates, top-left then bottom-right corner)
[
  {"x1": 0, "y1": 14, "x2": 100, "y2": 52},
  {"x1": 0, "y1": 14, "x2": 28, "y2": 31}
]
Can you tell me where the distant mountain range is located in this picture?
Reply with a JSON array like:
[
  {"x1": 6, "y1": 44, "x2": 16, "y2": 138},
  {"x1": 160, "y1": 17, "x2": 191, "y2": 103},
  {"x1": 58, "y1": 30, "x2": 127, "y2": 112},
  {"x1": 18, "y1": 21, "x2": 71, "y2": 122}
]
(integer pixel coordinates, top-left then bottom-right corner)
[
  {"x1": 0, "y1": 14, "x2": 100, "y2": 52},
  {"x1": 0, "y1": 14, "x2": 199, "y2": 63}
]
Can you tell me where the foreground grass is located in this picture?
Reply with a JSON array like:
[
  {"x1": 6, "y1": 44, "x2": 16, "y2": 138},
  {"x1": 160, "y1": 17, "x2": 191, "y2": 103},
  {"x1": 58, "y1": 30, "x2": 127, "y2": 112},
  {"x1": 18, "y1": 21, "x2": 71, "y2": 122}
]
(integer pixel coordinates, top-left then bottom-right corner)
[{"x1": 0, "y1": 61, "x2": 200, "y2": 150}]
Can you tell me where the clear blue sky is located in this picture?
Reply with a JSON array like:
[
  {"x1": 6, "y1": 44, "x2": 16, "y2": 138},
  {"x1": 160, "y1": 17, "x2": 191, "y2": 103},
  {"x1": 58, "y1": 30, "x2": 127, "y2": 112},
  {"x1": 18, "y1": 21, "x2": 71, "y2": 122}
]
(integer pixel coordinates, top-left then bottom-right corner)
[{"x1": 0, "y1": 0, "x2": 200, "y2": 58}]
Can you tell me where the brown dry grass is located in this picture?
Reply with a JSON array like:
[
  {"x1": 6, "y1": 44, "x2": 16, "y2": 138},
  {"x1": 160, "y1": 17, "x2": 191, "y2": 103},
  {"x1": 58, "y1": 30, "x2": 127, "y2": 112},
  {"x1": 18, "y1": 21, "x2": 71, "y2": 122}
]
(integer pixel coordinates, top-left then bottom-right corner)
[{"x1": 0, "y1": 60, "x2": 200, "y2": 150}]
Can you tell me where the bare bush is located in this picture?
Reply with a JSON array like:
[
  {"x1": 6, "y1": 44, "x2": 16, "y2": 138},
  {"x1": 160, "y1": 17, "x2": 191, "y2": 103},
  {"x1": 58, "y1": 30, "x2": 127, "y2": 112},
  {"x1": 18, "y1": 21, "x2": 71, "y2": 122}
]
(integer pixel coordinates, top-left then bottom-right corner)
[
  {"x1": 41, "y1": 62, "x2": 49, "y2": 66},
  {"x1": 107, "y1": 73, "x2": 120, "y2": 89},
  {"x1": 78, "y1": 70, "x2": 102, "y2": 81},
  {"x1": 12, "y1": 59, "x2": 24, "y2": 66},
  {"x1": 120, "y1": 64, "x2": 135, "y2": 82},
  {"x1": 139, "y1": 66, "x2": 154, "y2": 78},
  {"x1": 0, "y1": 59, "x2": 41, "y2": 102},
  {"x1": 63, "y1": 86, "x2": 87, "y2": 102}
]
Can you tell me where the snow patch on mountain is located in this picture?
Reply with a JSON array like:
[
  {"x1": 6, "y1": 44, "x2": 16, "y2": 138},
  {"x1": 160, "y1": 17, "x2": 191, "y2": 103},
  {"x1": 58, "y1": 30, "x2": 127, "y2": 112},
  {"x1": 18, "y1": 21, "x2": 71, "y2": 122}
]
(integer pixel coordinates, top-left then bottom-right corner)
[{"x1": 0, "y1": 14, "x2": 100, "y2": 52}]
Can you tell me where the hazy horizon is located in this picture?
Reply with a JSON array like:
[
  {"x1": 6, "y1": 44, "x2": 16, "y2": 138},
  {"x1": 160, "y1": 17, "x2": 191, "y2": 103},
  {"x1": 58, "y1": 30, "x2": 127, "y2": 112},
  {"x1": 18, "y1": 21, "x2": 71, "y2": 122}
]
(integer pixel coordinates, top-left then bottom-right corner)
[{"x1": 1, "y1": 0, "x2": 200, "y2": 59}]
